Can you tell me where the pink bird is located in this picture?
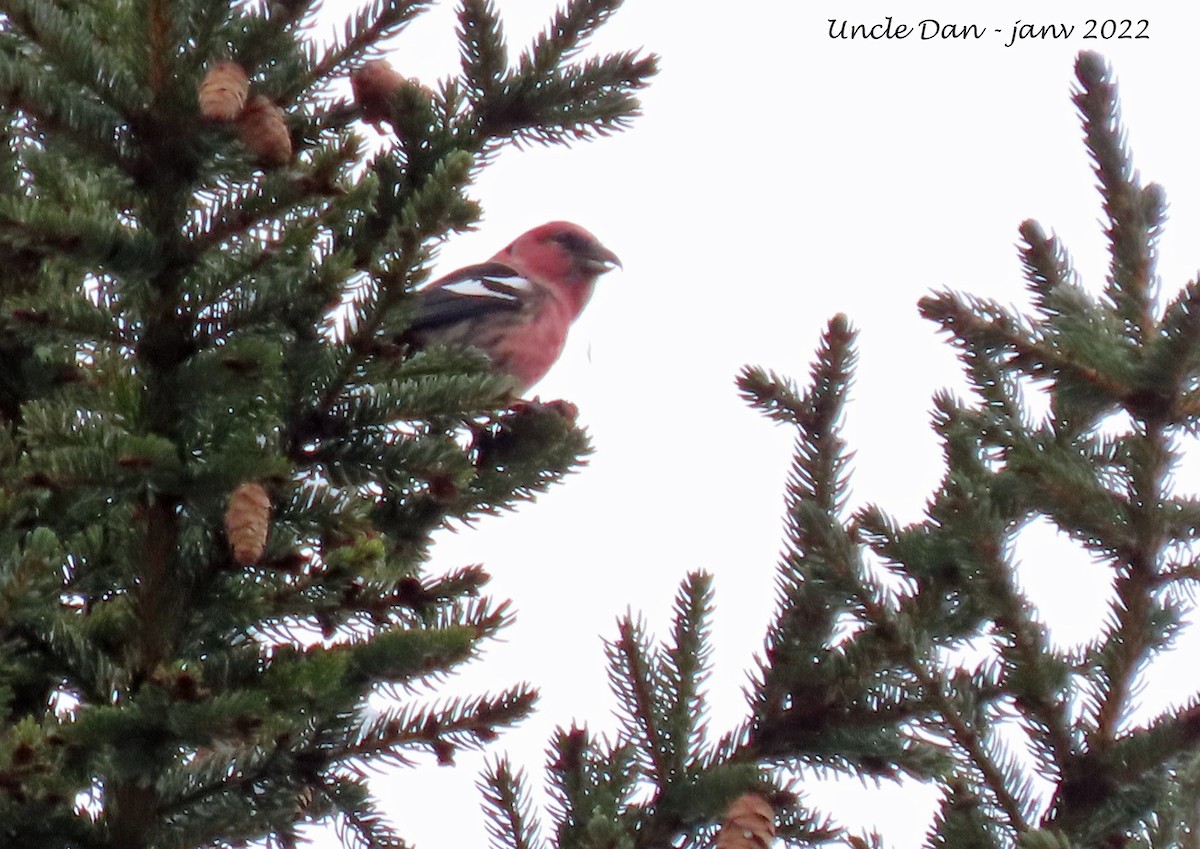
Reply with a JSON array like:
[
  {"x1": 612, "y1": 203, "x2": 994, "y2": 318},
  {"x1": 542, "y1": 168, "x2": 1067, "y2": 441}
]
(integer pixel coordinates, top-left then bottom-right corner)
[{"x1": 400, "y1": 222, "x2": 621, "y2": 394}]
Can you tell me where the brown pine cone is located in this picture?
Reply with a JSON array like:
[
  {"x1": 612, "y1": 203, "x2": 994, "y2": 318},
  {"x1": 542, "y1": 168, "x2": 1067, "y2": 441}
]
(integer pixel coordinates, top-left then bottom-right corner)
[
  {"x1": 714, "y1": 793, "x2": 776, "y2": 849},
  {"x1": 225, "y1": 481, "x2": 272, "y2": 566},
  {"x1": 237, "y1": 95, "x2": 292, "y2": 165},
  {"x1": 198, "y1": 61, "x2": 250, "y2": 121}
]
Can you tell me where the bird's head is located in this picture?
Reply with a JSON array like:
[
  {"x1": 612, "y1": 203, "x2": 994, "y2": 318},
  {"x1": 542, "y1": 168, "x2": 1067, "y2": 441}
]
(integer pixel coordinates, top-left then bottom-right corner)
[{"x1": 502, "y1": 221, "x2": 622, "y2": 290}]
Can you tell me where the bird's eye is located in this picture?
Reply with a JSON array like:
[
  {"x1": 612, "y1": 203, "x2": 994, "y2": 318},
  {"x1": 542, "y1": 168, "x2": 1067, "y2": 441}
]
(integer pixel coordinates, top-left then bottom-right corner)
[{"x1": 552, "y1": 231, "x2": 588, "y2": 252}]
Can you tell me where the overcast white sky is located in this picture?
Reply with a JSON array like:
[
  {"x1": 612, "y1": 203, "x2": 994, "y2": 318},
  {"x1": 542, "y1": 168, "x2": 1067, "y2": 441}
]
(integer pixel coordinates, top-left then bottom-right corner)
[{"x1": 302, "y1": 2, "x2": 1200, "y2": 846}]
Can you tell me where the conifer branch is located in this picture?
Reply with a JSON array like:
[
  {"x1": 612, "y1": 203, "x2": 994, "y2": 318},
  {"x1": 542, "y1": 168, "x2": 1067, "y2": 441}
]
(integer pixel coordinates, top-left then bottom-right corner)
[
  {"x1": 1148, "y1": 280, "x2": 1200, "y2": 423},
  {"x1": 545, "y1": 726, "x2": 642, "y2": 849},
  {"x1": 0, "y1": 50, "x2": 134, "y2": 172},
  {"x1": 476, "y1": 50, "x2": 656, "y2": 147},
  {"x1": 1018, "y1": 220, "x2": 1117, "y2": 346},
  {"x1": 1019, "y1": 220, "x2": 1076, "y2": 304},
  {"x1": 324, "y1": 775, "x2": 410, "y2": 849},
  {"x1": 188, "y1": 173, "x2": 344, "y2": 260},
  {"x1": 518, "y1": 0, "x2": 625, "y2": 78},
  {"x1": 458, "y1": 0, "x2": 508, "y2": 99},
  {"x1": 919, "y1": 291, "x2": 1135, "y2": 411},
  {"x1": 0, "y1": 0, "x2": 142, "y2": 114},
  {"x1": 1073, "y1": 52, "x2": 1164, "y2": 344},
  {"x1": 334, "y1": 686, "x2": 538, "y2": 768},
  {"x1": 298, "y1": 0, "x2": 435, "y2": 97},
  {"x1": 608, "y1": 613, "x2": 672, "y2": 783},
  {"x1": 738, "y1": 314, "x2": 856, "y2": 515},
  {"x1": 479, "y1": 758, "x2": 546, "y2": 849},
  {"x1": 663, "y1": 572, "x2": 715, "y2": 770}
]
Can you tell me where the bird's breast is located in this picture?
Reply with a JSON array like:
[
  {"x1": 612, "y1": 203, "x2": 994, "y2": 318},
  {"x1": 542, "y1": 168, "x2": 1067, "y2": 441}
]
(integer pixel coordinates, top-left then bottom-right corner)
[{"x1": 489, "y1": 298, "x2": 574, "y2": 393}]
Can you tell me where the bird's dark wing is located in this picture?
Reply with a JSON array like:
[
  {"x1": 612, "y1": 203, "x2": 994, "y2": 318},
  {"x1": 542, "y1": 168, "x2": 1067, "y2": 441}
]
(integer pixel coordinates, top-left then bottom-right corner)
[{"x1": 400, "y1": 262, "x2": 533, "y2": 343}]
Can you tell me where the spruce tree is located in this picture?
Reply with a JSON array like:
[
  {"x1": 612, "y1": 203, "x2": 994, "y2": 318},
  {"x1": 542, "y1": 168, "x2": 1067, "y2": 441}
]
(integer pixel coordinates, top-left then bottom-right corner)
[
  {"x1": 473, "y1": 52, "x2": 1200, "y2": 849},
  {"x1": 3, "y1": 3, "x2": 1199, "y2": 846},
  {"x1": 0, "y1": 1, "x2": 654, "y2": 847}
]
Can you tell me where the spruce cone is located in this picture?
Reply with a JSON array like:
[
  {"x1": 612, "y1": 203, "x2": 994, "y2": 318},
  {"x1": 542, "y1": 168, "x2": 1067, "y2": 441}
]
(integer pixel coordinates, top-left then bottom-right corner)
[
  {"x1": 350, "y1": 59, "x2": 406, "y2": 128},
  {"x1": 198, "y1": 61, "x2": 250, "y2": 121},
  {"x1": 237, "y1": 95, "x2": 292, "y2": 165},
  {"x1": 714, "y1": 794, "x2": 776, "y2": 849},
  {"x1": 226, "y1": 481, "x2": 271, "y2": 566}
]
